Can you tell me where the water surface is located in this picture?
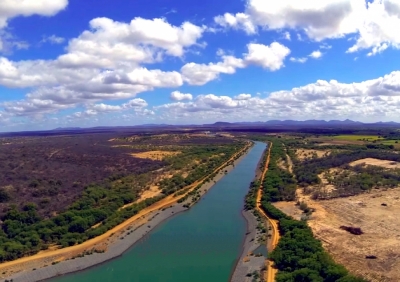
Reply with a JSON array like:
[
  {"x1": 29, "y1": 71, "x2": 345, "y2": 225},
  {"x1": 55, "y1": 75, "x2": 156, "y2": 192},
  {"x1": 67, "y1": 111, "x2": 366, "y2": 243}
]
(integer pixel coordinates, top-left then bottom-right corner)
[{"x1": 53, "y1": 142, "x2": 266, "y2": 282}]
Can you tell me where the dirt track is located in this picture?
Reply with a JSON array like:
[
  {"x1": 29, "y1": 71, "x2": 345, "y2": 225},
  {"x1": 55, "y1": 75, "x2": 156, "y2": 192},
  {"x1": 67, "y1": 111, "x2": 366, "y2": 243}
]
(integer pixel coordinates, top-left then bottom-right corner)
[
  {"x1": 255, "y1": 143, "x2": 279, "y2": 282},
  {"x1": 0, "y1": 142, "x2": 252, "y2": 277}
]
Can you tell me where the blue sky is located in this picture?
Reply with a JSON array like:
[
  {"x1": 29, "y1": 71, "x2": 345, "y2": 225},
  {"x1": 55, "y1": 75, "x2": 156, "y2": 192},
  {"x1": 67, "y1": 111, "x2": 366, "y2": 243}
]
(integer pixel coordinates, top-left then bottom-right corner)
[{"x1": 1, "y1": 0, "x2": 400, "y2": 131}]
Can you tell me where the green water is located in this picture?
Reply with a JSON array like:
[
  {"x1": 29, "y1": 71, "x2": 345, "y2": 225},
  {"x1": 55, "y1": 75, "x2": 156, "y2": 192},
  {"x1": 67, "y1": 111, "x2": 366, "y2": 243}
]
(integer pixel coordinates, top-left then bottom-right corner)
[{"x1": 53, "y1": 142, "x2": 266, "y2": 282}]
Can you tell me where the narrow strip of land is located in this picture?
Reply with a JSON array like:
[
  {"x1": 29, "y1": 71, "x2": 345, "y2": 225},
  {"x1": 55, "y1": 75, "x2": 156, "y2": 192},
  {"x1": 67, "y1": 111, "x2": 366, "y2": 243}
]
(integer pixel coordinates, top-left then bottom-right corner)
[
  {"x1": 255, "y1": 143, "x2": 280, "y2": 282},
  {"x1": 0, "y1": 142, "x2": 252, "y2": 273}
]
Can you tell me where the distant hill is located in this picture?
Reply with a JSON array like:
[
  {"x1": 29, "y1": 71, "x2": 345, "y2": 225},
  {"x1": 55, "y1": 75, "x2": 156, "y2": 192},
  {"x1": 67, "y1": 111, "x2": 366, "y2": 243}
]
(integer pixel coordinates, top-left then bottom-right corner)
[
  {"x1": 205, "y1": 119, "x2": 399, "y2": 127},
  {"x1": 52, "y1": 127, "x2": 82, "y2": 131}
]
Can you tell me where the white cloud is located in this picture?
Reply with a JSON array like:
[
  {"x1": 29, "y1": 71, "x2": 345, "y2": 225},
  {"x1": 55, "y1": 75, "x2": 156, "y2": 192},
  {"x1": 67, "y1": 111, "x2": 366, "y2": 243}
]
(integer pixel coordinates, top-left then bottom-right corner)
[
  {"x1": 283, "y1": 31, "x2": 291, "y2": 40},
  {"x1": 100, "y1": 68, "x2": 183, "y2": 88},
  {"x1": 58, "y1": 17, "x2": 205, "y2": 69},
  {"x1": 347, "y1": 0, "x2": 400, "y2": 55},
  {"x1": 72, "y1": 98, "x2": 149, "y2": 118},
  {"x1": 215, "y1": 0, "x2": 363, "y2": 39},
  {"x1": 214, "y1": 13, "x2": 256, "y2": 34},
  {"x1": 243, "y1": 42, "x2": 290, "y2": 70},
  {"x1": 215, "y1": 0, "x2": 400, "y2": 56},
  {"x1": 309, "y1": 50, "x2": 323, "y2": 59},
  {"x1": 234, "y1": 93, "x2": 252, "y2": 100},
  {"x1": 42, "y1": 35, "x2": 65, "y2": 44},
  {"x1": 181, "y1": 42, "x2": 290, "y2": 85},
  {"x1": 0, "y1": 16, "x2": 204, "y2": 117},
  {"x1": 0, "y1": 0, "x2": 68, "y2": 29},
  {"x1": 170, "y1": 91, "x2": 193, "y2": 101},
  {"x1": 155, "y1": 71, "x2": 400, "y2": 122},
  {"x1": 290, "y1": 57, "x2": 308, "y2": 63},
  {"x1": 0, "y1": 0, "x2": 67, "y2": 53},
  {"x1": 0, "y1": 30, "x2": 29, "y2": 54},
  {"x1": 181, "y1": 55, "x2": 245, "y2": 85}
]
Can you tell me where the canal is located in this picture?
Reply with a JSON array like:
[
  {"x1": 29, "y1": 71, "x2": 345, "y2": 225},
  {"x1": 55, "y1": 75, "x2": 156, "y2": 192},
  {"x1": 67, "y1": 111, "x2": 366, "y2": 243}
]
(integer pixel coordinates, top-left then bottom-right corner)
[{"x1": 52, "y1": 141, "x2": 266, "y2": 282}]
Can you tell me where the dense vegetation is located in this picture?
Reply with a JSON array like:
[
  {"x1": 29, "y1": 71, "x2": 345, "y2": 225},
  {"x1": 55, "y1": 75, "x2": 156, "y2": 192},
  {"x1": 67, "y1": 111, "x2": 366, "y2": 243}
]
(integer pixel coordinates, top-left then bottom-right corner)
[
  {"x1": 0, "y1": 134, "x2": 246, "y2": 262},
  {"x1": 0, "y1": 134, "x2": 164, "y2": 217},
  {"x1": 254, "y1": 138, "x2": 297, "y2": 202}
]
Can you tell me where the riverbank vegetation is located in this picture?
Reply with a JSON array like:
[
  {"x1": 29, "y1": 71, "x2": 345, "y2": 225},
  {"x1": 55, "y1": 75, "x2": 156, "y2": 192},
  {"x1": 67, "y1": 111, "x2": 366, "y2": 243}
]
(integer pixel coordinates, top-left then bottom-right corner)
[
  {"x1": 246, "y1": 136, "x2": 367, "y2": 281},
  {"x1": 0, "y1": 133, "x2": 246, "y2": 262}
]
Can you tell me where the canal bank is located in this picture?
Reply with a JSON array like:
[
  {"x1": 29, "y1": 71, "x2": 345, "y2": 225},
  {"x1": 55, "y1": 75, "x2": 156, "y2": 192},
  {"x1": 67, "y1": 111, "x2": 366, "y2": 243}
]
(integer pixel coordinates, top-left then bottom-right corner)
[
  {"x1": 231, "y1": 143, "x2": 269, "y2": 282},
  {"x1": 5, "y1": 142, "x2": 266, "y2": 282}
]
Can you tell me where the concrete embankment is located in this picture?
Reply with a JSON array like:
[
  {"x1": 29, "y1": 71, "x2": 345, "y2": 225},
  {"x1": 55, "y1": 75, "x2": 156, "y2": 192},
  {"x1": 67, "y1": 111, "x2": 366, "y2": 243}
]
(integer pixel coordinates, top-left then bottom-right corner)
[
  {"x1": 4, "y1": 144, "x2": 253, "y2": 282},
  {"x1": 230, "y1": 142, "x2": 268, "y2": 282}
]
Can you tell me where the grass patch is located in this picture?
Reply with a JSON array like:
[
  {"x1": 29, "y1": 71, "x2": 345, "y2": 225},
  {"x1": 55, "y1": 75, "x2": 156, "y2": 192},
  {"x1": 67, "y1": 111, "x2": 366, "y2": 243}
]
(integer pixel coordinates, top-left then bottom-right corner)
[{"x1": 332, "y1": 135, "x2": 382, "y2": 141}]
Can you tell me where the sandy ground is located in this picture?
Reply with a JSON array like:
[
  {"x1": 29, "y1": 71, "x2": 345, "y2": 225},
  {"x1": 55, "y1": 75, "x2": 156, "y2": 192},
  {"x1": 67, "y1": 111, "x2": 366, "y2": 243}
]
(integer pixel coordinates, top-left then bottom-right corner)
[
  {"x1": 230, "y1": 210, "x2": 266, "y2": 282},
  {"x1": 130, "y1": 150, "x2": 180, "y2": 161},
  {"x1": 231, "y1": 145, "x2": 268, "y2": 282},
  {"x1": 350, "y1": 158, "x2": 400, "y2": 169},
  {"x1": 274, "y1": 187, "x2": 400, "y2": 282},
  {"x1": 1, "y1": 142, "x2": 253, "y2": 282},
  {"x1": 296, "y1": 149, "x2": 330, "y2": 160},
  {"x1": 137, "y1": 185, "x2": 162, "y2": 202}
]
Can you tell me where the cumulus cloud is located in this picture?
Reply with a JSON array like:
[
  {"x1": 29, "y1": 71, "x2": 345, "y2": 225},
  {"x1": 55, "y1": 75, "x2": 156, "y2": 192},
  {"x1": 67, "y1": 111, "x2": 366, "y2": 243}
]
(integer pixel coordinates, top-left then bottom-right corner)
[
  {"x1": 155, "y1": 71, "x2": 400, "y2": 122},
  {"x1": 215, "y1": 0, "x2": 400, "y2": 56},
  {"x1": 72, "y1": 98, "x2": 149, "y2": 118},
  {"x1": 214, "y1": 0, "x2": 363, "y2": 39},
  {"x1": 181, "y1": 42, "x2": 290, "y2": 85},
  {"x1": 234, "y1": 93, "x2": 252, "y2": 100},
  {"x1": 0, "y1": 0, "x2": 68, "y2": 53},
  {"x1": 58, "y1": 17, "x2": 205, "y2": 68},
  {"x1": 0, "y1": 0, "x2": 68, "y2": 29},
  {"x1": 309, "y1": 50, "x2": 323, "y2": 59},
  {"x1": 181, "y1": 55, "x2": 246, "y2": 85},
  {"x1": 243, "y1": 42, "x2": 290, "y2": 70},
  {"x1": 214, "y1": 13, "x2": 256, "y2": 34},
  {"x1": 348, "y1": 0, "x2": 400, "y2": 55},
  {"x1": 170, "y1": 91, "x2": 193, "y2": 101},
  {"x1": 0, "y1": 16, "x2": 204, "y2": 117}
]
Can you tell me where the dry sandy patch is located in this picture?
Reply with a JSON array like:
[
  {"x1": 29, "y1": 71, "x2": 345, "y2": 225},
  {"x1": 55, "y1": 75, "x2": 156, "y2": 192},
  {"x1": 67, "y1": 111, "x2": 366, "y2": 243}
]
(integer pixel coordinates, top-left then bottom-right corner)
[
  {"x1": 296, "y1": 149, "x2": 330, "y2": 160},
  {"x1": 350, "y1": 158, "x2": 400, "y2": 169},
  {"x1": 275, "y1": 188, "x2": 400, "y2": 281},
  {"x1": 137, "y1": 185, "x2": 162, "y2": 202},
  {"x1": 131, "y1": 151, "x2": 180, "y2": 161}
]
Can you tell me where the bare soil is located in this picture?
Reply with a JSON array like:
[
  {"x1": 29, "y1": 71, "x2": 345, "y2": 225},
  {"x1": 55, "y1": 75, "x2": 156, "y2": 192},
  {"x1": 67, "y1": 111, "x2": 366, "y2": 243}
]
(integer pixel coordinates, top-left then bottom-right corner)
[
  {"x1": 275, "y1": 188, "x2": 400, "y2": 282},
  {"x1": 130, "y1": 150, "x2": 180, "y2": 161},
  {"x1": 296, "y1": 149, "x2": 331, "y2": 160},
  {"x1": 350, "y1": 158, "x2": 400, "y2": 169}
]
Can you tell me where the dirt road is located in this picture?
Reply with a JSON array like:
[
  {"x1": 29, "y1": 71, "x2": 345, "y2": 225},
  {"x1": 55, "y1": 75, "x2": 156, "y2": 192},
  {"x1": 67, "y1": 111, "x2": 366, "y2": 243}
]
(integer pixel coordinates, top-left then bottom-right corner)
[
  {"x1": 255, "y1": 143, "x2": 280, "y2": 282},
  {"x1": 0, "y1": 142, "x2": 252, "y2": 273}
]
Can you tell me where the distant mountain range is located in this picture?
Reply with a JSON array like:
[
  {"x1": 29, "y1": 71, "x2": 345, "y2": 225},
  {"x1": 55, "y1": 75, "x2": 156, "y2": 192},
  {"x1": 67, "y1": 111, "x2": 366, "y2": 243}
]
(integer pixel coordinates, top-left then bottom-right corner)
[
  {"x1": 53, "y1": 127, "x2": 82, "y2": 131},
  {"x1": 208, "y1": 119, "x2": 400, "y2": 127},
  {"x1": 51, "y1": 119, "x2": 400, "y2": 131}
]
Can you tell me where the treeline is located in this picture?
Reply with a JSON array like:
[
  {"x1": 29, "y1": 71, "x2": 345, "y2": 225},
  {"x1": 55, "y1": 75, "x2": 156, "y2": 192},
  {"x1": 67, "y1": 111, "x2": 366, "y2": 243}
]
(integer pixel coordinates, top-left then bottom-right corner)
[
  {"x1": 284, "y1": 138, "x2": 396, "y2": 151},
  {"x1": 260, "y1": 140, "x2": 297, "y2": 202},
  {"x1": 160, "y1": 142, "x2": 247, "y2": 195},
  {"x1": 0, "y1": 183, "x2": 163, "y2": 261},
  {"x1": 244, "y1": 181, "x2": 259, "y2": 210},
  {"x1": 261, "y1": 202, "x2": 366, "y2": 282},
  {"x1": 294, "y1": 149, "x2": 400, "y2": 187},
  {"x1": 310, "y1": 164, "x2": 400, "y2": 199}
]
